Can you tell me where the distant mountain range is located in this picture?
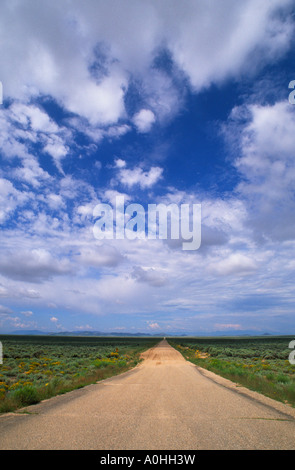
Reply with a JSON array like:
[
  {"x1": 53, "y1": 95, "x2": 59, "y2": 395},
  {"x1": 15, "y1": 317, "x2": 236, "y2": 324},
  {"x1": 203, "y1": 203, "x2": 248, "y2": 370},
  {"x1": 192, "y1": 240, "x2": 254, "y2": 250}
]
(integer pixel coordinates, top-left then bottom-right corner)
[
  {"x1": 2, "y1": 329, "x2": 169, "y2": 337},
  {"x1": 1, "y1": 329, "x2": 286, "y2": 337}
]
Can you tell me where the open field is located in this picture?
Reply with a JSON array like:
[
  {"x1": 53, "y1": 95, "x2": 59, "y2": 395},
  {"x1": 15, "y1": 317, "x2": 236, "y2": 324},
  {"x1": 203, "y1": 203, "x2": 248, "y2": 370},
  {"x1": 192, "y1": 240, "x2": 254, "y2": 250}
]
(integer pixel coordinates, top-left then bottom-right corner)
[
  {"x1": 0, "y1": 335, "x2": 159, "y2": 413},
  {"x1": 169, "y1": 335, "x2": 295, "y2": 407}
]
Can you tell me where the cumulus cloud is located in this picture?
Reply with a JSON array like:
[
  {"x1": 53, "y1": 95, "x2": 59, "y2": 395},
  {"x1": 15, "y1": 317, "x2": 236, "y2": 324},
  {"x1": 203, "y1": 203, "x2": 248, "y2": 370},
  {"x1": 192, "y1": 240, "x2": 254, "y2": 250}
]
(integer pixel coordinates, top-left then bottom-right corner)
[
  {"x1": 133, "y1": 109, "x2": 156, "y2": 133},
  {"x1": 0, "y1": 178, "x2": 29, "y2": 222},
  {"x1": 47, "y1": 193, "x2": 66, "y2": 211},
  {"x1": 131, "y1": 266, "x2": 167, "y2": 287},
  {"x1": 114, "y1": 158, "x2": 126, "y2": 169},
  {"x1": 76, "y1": 244, "x2": 125, "y2": 268},
  {"x1": 234, "y1": 102, "x2": 295, "y2": 180},
  {"x1": 0, "y1": 0, "x2": 293, "y2": 129},
  {"x1": 207, "y1": 253, "x2": 258, "y2": 276},
  {"x1": 228, "y1": 101, "x2": 295, "y2": 242},
  {"x1": 118, "y1": 165, "x2": 163, "y2": 189},
  {"x1": 160, "y1": 0, "x2": 294, "y2": 90},
  {"x1": 0, "y1": 102, "x2": 69, "y2": 178},
  {"x1": 9, "y1": 103, "x2": 59, "y2": 134},
  {"x1": 0, "y1": 248, "x2": 73, "y2": 283},
  {"x1": 13, "y1": 157, "x2": 51, "y2": 188},
  {"x1": 0, "y1": 2, "x2": 128, "y2": 125}
]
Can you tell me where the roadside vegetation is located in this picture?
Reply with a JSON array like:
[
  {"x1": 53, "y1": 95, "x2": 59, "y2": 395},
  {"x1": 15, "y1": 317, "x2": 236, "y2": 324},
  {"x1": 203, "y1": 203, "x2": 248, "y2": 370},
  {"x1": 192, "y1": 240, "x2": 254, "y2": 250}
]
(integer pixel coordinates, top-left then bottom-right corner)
[
  {"x1": 0, "y1": 335, "x2": 159, "y2": 413},
  {"x1": 169, "y1": 336, "x2": 295, "y2": 407}
]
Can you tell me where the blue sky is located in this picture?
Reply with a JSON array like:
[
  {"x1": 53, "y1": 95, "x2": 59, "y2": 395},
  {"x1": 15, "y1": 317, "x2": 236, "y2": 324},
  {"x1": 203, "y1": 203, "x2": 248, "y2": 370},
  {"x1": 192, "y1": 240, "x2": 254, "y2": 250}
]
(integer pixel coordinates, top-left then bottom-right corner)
[{"x1": 0, "y1": 0, "x2": 295, "y2": 335}]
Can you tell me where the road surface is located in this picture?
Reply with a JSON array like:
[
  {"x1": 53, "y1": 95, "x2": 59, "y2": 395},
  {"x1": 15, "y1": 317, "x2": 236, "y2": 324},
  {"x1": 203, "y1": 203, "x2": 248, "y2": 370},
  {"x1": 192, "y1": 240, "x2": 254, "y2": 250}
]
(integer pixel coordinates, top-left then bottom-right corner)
[{"x1": 0, "y1": 339, "x2": 295, "y2": 450}]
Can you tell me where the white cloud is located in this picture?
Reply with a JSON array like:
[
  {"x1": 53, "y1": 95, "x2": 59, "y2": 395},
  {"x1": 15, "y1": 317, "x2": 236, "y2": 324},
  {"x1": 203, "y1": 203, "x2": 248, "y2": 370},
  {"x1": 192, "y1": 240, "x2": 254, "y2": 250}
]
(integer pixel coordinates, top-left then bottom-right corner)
[
  {"x1": 19, "y1": 288, "x2": 41, "y2": 299},
  {"x1": 62, "y1": 71, "x2": 128, "y2": 126},
  {"x1": 43, "y1": 136, "x2": 68, "y2": 173},
  {"x1": 0, "y1": 103, "x2": 70, "y2": 177},
  {"x1": 0, "y1": 304, "x2": 13, "y2": 315},
  {"x1": 235, "y1": 102, "x2": 295, "y2": 176},
  {"x1": 133, "y1": 109, "x2": 156, "y2": 133},
  {"x1": 131, "y1": 266, "x2": 167, "y2": 287},
  {"x1": 75, "y1": 324, "x2": 94, "y2": 331},
  {"x1": 10, "y1": 103, "x2": 59, "y2": 133},
  {"x1": 119, "y1": 165, "x2": 163, "y2": 189},
  {"x1": 147, "y1": 322, "x2": 160, "y2": 330},
  {"x1": 0, "y1": 178, "x2": 31, "y2": 222},
  {"x1": 207, "y1": 253, "x2": 258, "y2": 276},
  {"x1": 76, "y1": 244, "x2": 124, "y2": 268},
  {"x1": 202, "y1": 198, "x2": 247, "y2": 233},
  {"x1": 13, "y1": 157, "x2": 51, "y2": 188},
  {"x1": 160, "y1": 0, "x2": 294, "y2": 90},
  {"x1": 0, "y1": 248, "x2": 73, "y2": 283},
  {"x1": 228, "y1": 101, "x2": 295, "y2": 242},
  {"x1": 114, "y1": 158, "x2": 126, "y2": 169},
  {"x1": 21, "y1": 310, "x2": 33, "y2": 317},
  {"x1": 106, "y1": 124, "x2": 131, "y2": 139},
  {"x1": 0, "y1": 0, "x2": 293, "y2": 130},
  {"x1": 47, "y1": 193, "x2": 65, "y2": 211}
]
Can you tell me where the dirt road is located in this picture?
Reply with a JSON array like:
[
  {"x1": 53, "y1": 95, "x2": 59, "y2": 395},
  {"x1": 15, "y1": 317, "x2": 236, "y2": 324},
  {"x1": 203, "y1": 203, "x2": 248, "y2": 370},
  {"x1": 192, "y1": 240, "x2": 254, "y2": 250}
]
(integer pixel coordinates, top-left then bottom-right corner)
[{"x1": 0, "y1": 339, "x2": 295, "y2": 450}]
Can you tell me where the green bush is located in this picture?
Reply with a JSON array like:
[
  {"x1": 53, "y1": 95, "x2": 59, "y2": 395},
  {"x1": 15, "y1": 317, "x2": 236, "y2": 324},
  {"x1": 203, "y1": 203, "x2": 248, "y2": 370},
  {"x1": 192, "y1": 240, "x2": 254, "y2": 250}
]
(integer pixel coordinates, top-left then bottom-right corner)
[
  {"x1": 94, "y1": 359, "x2": 112, "y2": 368},
  {"x1": 275, "y1": 374, "x2": 291, "y2": 384},
  {"x1": 12, "y1": 385, "x2": 40, "y2": 406},
  {"x1": 117, "y1": 359, "x2": 127, "y2": 367}
]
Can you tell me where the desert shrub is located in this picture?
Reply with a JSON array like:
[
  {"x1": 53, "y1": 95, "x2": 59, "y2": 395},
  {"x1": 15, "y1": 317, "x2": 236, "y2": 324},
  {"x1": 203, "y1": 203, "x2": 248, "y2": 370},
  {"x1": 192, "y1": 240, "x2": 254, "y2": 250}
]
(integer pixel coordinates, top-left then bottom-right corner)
[
  {"x1": 12, "y1": 385, "x2": 39, "y2": 406},
  {"x1": 265, "y1": 371, "x2": 275, "y2": 381},
  {"x1": 116, "y1": 359, "x2": 127, "y2": 367},
  {"x1": 94, "y1": 359, "x2": 111, "y2": 368},
  {"x1": 108, "y1": 351, "x2": 119, "y2": 358},
  {"x1": 275, "y1": 374, "x2": 291, "y2": 384}
]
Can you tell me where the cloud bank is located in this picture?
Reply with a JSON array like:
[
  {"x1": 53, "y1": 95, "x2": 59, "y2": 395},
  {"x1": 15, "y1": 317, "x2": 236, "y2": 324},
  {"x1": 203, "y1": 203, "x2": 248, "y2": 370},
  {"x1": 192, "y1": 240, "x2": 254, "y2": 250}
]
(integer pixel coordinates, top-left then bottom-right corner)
[{"x1": 0, "y1": 0, "x2": 294, "y2": 334}]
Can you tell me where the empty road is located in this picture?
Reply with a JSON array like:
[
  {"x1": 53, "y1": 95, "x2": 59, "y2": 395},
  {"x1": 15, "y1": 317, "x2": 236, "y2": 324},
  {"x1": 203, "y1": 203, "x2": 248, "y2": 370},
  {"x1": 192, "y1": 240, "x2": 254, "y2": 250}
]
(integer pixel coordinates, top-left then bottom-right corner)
[{"x1": 0, "y1": 339, "x2": 295, "y2": 450}]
